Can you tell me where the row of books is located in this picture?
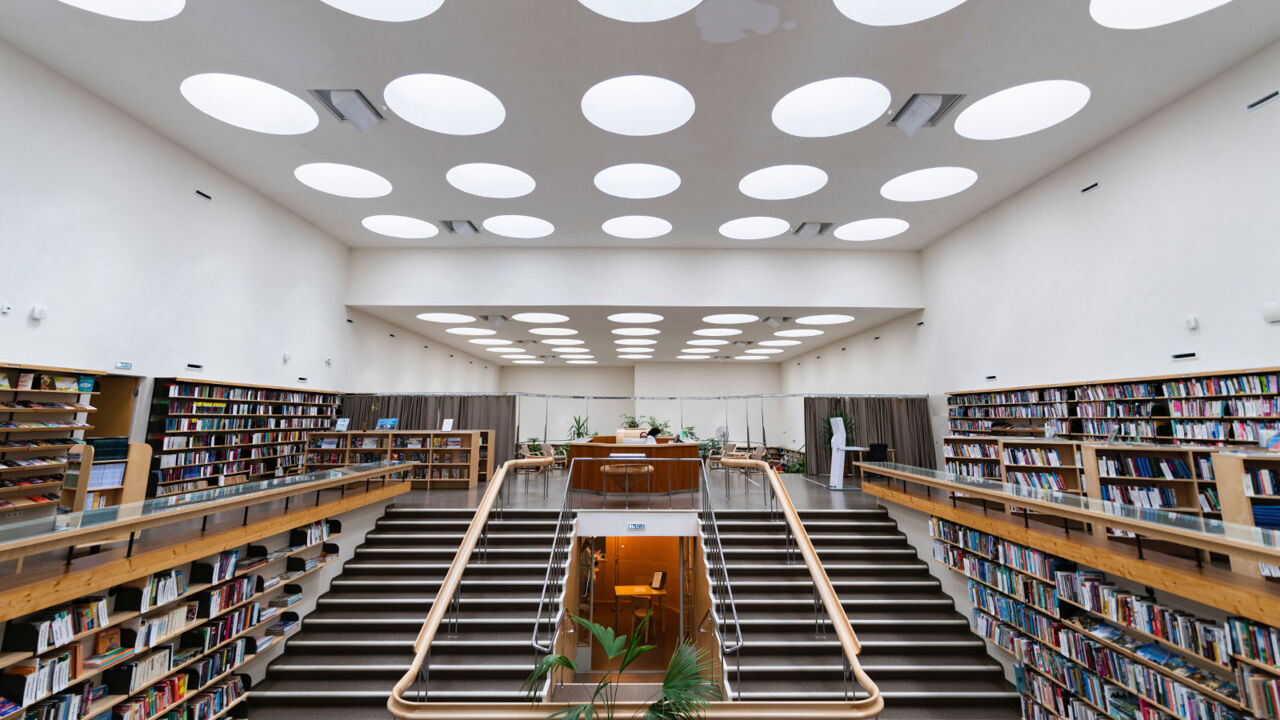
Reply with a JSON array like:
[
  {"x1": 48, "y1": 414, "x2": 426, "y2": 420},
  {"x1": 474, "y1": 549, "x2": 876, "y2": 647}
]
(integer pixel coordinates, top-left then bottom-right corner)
[
  {"x1": 1078, "y1": 401, "x2": 1157, "y2": 419},
  {"x1": 1097, "y1": 455, "x2": 1194, "y2": 479},
  {"x1": 162, "y1": 417, "x2": 332, "y2": 433},
  {"x1": 934, "y1": 542, "x2": 1059, "y2": 615},
  {"x1": 185, "y1": 675, "x2": 246, "y2": 720},
  {"x1": 1169, "y1": 398, "x2": 1280, "y2": 417},
  {"x1": 1162, "y1": 375, "x2": 1280, "y2": 398},
  {"x1": 137, "y1": 571, "x2": 187, "y2": 614},
  {"x1": 1055, "y1": 571, "x2": 1232, "y2": 667},
  {"x1": 3, "y1": 597, "x2": 109, "y2": 655},
  {"x1": 201, "y1": 578, "x2": 255, "y2": 618},
  {"x1": 294, "y1": 521, "x2": 330, "y2": 547},
  {"x1": 1099, "y1": 485, "x2": 1183, "y2": 509},
  {"x1": 945, "y1": 461, "x2": 999, "y2": 479},
  {"x1": 0, "y1": 374, "x2": 91, "y2": 393},
  {"x1": 157, "y1": 445, "x2": 303, "y2": 468},
  {"x1": 1199, "y1": 488, "x2": 1222, "y2": 512},
  {"x1": 427, "y1": 468, "x2": 469, "y2": 480},
  {"x1": 930, "y1": 517, "x2": 1061, "y2": 579},
  {"x1": 0, "y1": 474, "x2": 63, "y2": 490},
  {"x1": 1245, "y1": 468, "x2": 1280, "y2": 497},
  {"x1": 1078, "y1": 384, "x2": 1159, "y2": 402},
  {"x1": 1004, "y1": 448, "x2": 1069, "y2": 467},
  {"x1": 1007, "y1": 471, "x2": 1073, "y2": 492},
  {"x1": 945, "y1": 442, "x2": 999, "y2": 459},
  {"x1": 164, "y1": 383, "x2": 335, "y2": 405},
  {"x1": 1020, "y1": 671, "x2": 1112, "y2": 720},
  {"x1": 0, "y1": 402, "x2": 92, "y2": 412},
  {"x1": 130, "y1": 603, "x2": 197, "y2": 653},
  {"x1": 1238, "y1": 667, "x2": 1279, "y2": 720},
  {"x1": 158, "y1": 431, "x2": 308, "y2": 451},
  {"x1": 0, "y1": 422, "x2": 91, "y2": 431},
  {"x1": 155, "y1": 479, "x2": 211, "y2": 498},
  {"x1": 951, "y1": 405, "x2": 1072, "y2": 419},
  {"x1": 165, "y1": 400, "x2": 331, "y2": 417},
  {"x1": 1080, "y1": 419, "x2": 1158, "y2": 438},
  {"x1": 948, "y1": 390, "x2": 1048, "y2": 406},
  {"x1": 0, "y1": 440, "x2": 73, "y2": 451}
]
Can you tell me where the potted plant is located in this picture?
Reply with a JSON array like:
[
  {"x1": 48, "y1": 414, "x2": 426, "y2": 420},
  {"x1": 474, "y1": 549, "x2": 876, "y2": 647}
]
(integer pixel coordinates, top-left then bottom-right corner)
[
  {"x1": 568, "y1": 416, "x2": 592, "y2": 440},
  {"x1": 523, "y1": 612, "x2": 720, "y2": 720},
  {"x1": 526, "y1": 437, "x2": 545, "y2": 455},
  {"x1": 620, "y1": 414, "x2": 641, "y2": 429},
  {"x1": 698, "y1": 438, "x2": 722, "y2": 461}
]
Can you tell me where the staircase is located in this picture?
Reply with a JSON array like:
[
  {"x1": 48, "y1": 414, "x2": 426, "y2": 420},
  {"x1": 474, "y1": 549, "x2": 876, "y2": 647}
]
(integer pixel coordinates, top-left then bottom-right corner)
[
  {"x1": 714, "y1": 507, "x2": 1021, "y2": 720},
  {"x1": 250, "y1": 506, "x2": 560, "y2": 720}
]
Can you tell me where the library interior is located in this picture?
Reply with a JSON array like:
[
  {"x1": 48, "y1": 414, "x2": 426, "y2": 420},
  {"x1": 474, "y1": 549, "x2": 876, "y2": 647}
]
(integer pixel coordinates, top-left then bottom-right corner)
[{"x1": 2, "y1": 1, "x2": 1280, "y2": 719}]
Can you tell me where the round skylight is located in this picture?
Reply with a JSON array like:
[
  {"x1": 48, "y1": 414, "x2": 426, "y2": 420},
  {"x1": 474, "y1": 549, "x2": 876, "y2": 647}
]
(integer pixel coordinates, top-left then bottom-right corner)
[
  {"x1": 831, "y1": 0, "x2": 968, "y2": 26},
  {"x1": 618, "y1": 354, "x2": 652, "y2": 360},
  {"x1": 594, "y1": 164, "x2": 681, "y2": 199},
  {"x1": 318, "y1": 0, "x2": 444, "y2": 22},
  {"x1": 1089, "y1": 0, "x2": 1234, "y2": 29},
  {"x1": 702, "y1": 314, "x2": 760, "y2": 325},
  {"x1": 772, "y1": 77, "x2": 891, "y2": 138},
  {"x1": 739, "y1": 165, "x2": 828, "y2": 200},
  {"x1": 294, "y1": 163, "x2": 392, "y2": 198},
  {"x1": 416, "y1": 312, "x2": 475, "y2": 323},
  {"x1": 759, "y1": 339, "x2": 802, "y2": 347},
  {"x1": 880, "y1": 167, "x2": 977, "y2": 202},
  {"x1": 687, "y1": 339, "x2": 729, "y2": 346},
  {"x1": 446, "y1": 327, "x2": 497, "y2": 336},
  {"x1": 681, "y1": 348, "x2": 717, "y2": 354},
  {"x1": 483, "y1": 215, "x2": 555, "y2": 239},
  {"x1": 694, "y1": 328, "x2": 742, "y2": 337},
  {"x1": 384, "y1": 73, "x2": 505, "y2": 135},
  {"x1": 719, "y1": 217, "x2": 790, "y2": 241},
  {"x1": 513, "y1": 360, "x2": 545, "y2": 365},
  {"x1": 180, "y1": 73, "x2": 318, "y2": 135},
  {"x1": 615, "y1": 339, "x2": 658, "y2": 346},
  {"x1": 608, "y1": 312, "x2": 665, "y2": 323},
  {"x1": 834, "y1": 218, "x2": 910, "y2": 242},
  {"x1": 775, "y1": 329, "x2": 824, "y2": 338},
  {"x1": 581, "y1": 75, "x2": 695, "y2": 136},
  {"x1": 796, "y1": 314, "x2": 855, "y2": 325},
  {"x1": 553, "y1": 346, "x2": 592, "y2": 353},
  {"x1": 362, "y1": 215, "x2": 439, "y2": 240},
  {"x1": 530, "y1": 327, "x2": 579, "y2": 336},
  {"x1": 578, "y1": 0, "x2": 702, "y2": 22},
  {"x1": 446, "y1": 163, "x2": 535, "y2": 198},
  {"x1": 512, "y1": 312, "x2": 570, "y2": 323},
  {"x1": 543, "y1": 338, "x2": 585, "y2": 346},
  {"x1": 734, "y1": 356, "x2": 769, "y2": 361},
  {"x1": 745, "y1": 348, "x2": 784, "y2": 354},
  {"x1": 677, "y1": 355, "x2": 710, "y2": 360},
  {"x1": 57, "y1": 0, "x2": 185, "y2": 21},
  {"x1": 567, "y1": 360, "x2": 599, "y2": 365},
  {"x1": 613, "y1": 328, "x2": 661, "y2": 336},
  {"x1": 603, "y1": 216, "x2": 672, "y2": 240},
  {"x1": 469, "y1": 338, "x2": 513, "y2": 346},
  {"x1": 955, "y1": 80, "x2": 1091, "y2": 141},
  {"x1": 484, "y1": 347, "x2": 515, "y2": 353}
]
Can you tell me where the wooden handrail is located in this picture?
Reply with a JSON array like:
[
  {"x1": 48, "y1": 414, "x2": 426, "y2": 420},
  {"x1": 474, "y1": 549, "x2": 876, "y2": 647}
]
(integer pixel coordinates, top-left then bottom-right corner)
[
  {"x1": 0, "y1": 463, "x2": 409, "y2": 563},
  {"x1": 388, "y1": 457, "x2": 884, "y2": 719},
  {"x1": 858, "y1": 461, "x2": 1280, "y2": 565}
]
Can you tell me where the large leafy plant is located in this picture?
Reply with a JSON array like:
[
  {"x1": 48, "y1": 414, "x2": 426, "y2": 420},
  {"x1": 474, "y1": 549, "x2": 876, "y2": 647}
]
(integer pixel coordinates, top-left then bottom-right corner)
[
  {"x1": 523, "y1": 613, "x2": 720, "y2": 720},
  {"x1": 568, "y1": 416, "x2": 592, "y2": 440}
]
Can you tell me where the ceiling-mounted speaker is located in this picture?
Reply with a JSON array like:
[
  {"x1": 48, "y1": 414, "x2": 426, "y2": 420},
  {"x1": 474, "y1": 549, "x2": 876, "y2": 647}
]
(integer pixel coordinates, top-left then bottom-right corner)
[
  {"x1": 444, "y1": 220, "x2": 479, "y2": 235},
  {"x1": 889, "y1": 93, "x2": 964, "y2": 137},
  {"x1": 310, "y1": 89, "x2": 382, "y2": 132}
]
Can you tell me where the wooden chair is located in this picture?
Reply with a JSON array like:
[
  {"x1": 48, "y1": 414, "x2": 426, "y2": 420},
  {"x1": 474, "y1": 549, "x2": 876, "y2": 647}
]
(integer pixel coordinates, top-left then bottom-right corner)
[
  {"x1": 708, "y1": 442, "x2": 736, "y2": 469},
  {"x1": 518, "y1": 443, "x2": 549, "y2": 474}
]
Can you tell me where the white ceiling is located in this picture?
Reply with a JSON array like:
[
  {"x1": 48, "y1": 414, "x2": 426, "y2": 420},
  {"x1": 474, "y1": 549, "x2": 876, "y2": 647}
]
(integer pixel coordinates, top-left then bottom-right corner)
[
  {"x1": 2, "y1": 0, "x2": 1278, "y2": 252},
  {"x1": 354, "y1": 305, "x2": 914, "y2": 366}
]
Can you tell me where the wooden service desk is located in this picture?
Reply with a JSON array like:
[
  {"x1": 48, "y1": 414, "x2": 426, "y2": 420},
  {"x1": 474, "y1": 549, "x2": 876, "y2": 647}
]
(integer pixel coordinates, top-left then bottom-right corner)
[{"x1": 567, "y1": 437, "x2": 700, "y2": 494}]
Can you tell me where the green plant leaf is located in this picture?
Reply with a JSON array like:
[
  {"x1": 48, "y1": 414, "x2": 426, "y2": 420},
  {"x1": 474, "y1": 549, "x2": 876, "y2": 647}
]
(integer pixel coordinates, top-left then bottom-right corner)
[
  {"x1": 641, "y1": 642, "x2": 721, "y2": 719},
  {"x1": 572, "y1": 614, "x2": 628, "y2": 658},
  {"x1": 522, "y1": 653, "x2": 577, "y2": 701}
]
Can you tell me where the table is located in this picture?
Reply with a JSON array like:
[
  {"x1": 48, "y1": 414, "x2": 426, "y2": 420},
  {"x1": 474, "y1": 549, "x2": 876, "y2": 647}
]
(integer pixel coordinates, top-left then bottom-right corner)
[{"x1": 614, "y1": 584, "x2": 667, "y2": 632}]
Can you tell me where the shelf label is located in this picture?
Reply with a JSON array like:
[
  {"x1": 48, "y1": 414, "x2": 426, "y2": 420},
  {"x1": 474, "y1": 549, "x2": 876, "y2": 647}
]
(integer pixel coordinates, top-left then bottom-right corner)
[{"x1": 627, "y1": 523, "x2": 646, "y2": 531}]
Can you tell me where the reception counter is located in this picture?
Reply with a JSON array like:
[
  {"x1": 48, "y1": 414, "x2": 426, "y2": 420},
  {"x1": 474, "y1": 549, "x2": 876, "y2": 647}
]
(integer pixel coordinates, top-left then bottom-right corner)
[{"x1": 567, "y1": 437, "x2": 701, "y2": 494}]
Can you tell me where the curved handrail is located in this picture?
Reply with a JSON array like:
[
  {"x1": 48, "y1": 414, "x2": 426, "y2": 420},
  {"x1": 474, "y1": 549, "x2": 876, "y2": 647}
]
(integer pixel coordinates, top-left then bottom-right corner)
[{"x1": 388, "y1": 457, "x2": 884, "y2": 719}]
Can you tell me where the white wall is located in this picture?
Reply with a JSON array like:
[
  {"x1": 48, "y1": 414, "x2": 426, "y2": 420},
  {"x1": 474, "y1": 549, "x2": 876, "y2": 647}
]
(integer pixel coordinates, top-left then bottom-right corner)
[
  {"x1": 502, "y1": 366, "x2": 634, "y2": 441},
  {"x1": 0, "y1": 39, "x2": 496, "y2": 397},
  {"x1": 784, "y1": 39, "x2": 1280, "y2": 456}
]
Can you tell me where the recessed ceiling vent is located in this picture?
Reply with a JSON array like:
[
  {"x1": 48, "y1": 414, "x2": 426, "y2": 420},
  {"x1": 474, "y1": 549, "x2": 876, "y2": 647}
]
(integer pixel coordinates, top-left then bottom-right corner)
[
  {"x1": 792, "y1": 222, "x2": 831, "y2": 237},
  {"x1": 889, "y1": 93, "x2": 965, "y2": 137},
  {"x1": 310, "y1": 89, "x2": 382, "y2": 132},
  {"x1": 443, "y1": 220, "x2": 479, "y2": 236}
]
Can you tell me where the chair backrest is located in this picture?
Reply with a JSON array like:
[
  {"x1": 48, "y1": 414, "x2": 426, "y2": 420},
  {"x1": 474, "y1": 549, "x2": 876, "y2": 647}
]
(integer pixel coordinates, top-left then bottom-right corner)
[
  {"x1": 751, "y1": 446, "x2": 766, "y2": 461},
  {"x1": 617, "y1": 428, "x2": 647, "y2": 440},
  {"x1": 722, "y1": 442, "x2": 737, "y2": 455},
  {"x1": 867, "y1": 443, "x2": 889, "y2": 462},
  {"x1": 829, "y1": 417, "x2": 846, "y2": 446}
]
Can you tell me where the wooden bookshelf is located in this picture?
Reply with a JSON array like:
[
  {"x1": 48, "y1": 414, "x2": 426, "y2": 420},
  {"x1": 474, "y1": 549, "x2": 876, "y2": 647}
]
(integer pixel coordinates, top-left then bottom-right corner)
[
  {"x1": 0, "y1": 363, "x2": 104, "y2": 523},
  {"x1": 948, "y1": 366, "x2": 1280, "y2": 447},
  {"x1": 59, "y1": 443, "x2": 151, "y2": 515},
  {"x1": 0, "y1": 517, "x2": 335, "y2": 720},
  {"x1": 305, "y1": 430, "x2": 489, "y2": 489},
  {"x1": 1212, "y1": 451, "x2": 1280, "y2": 582},
  {"x1": 477, "y1": 429, "x2": 494, "y2": 483},
  {"x1": 147, "y1": 378, "x2": 341, "y2": 499},
  {"x1": 930, "y1": 516, "x2": 1277, "y2": 720}
]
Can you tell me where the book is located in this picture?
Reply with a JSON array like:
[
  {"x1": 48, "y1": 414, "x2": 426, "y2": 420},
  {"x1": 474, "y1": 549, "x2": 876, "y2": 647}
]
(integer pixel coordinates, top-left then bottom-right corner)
[
  {"x1": 16, "y1": 373, "x2": 34, "y2": 391},
  {"x1": 333, "y1": 418, "x2": 350, "y2": 431},
  {"x1": 374, "y1": 418, "x2": 398, "y2": 430}
]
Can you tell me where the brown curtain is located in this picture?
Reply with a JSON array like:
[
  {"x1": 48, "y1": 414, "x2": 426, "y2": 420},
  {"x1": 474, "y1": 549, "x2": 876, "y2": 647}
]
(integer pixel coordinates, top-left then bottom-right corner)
[
  {"x1": 339, "y1": 394, "x2": 517, "y2": 465},
  {"x1": 804, "y1": 396, "x2": 936, "y2": 475}
]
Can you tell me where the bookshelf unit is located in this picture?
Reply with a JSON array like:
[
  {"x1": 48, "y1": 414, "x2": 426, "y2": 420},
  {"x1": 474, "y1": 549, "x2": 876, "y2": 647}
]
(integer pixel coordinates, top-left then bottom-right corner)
[
  {"x1": 0, "y1": 517, "x2": 338, "y2": 720},
  {"x1": 305, "y1": 430, "x2": 486, "y2": 489},
  {"x1": 929, "y1": 516, "x2": 1278, "y2": 720},
  {"x1": 60, "y1": 443, "x2": 152, "y2": 514},
  {"x1": 477, "y1": 429, "x2": 494, "y2": 483},
  {"x1": 1212, "y1": 452, "x2": 1280, "y2": 582},
  {"x1": 0, "y1": 363, "x2": 103, "y2": 521},
  {"x1": 147, "y1": 379, "x2": 341, "y2": 499},
  {"x1": 944, "y1": 436, "x2": 1002, "y2": 482},
  {"x1": 947, "y1": 366, "x2": 1280, "y2": 448}
]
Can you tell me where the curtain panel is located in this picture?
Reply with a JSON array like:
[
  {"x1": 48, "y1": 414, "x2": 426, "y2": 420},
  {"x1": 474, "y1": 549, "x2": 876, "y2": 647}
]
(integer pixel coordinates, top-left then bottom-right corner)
[
  {"x1": 803, "y1": 396, "x2": 935, "y2": 476},
  {"x1": 339, "y1": 394, "x2": 517, "y2": 466}
]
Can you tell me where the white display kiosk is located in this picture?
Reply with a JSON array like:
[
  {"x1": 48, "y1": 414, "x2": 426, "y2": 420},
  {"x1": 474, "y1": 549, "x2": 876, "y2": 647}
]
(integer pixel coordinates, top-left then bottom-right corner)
[{"x1": 828, "y1": 417, "x2": 867, "y2": 489}]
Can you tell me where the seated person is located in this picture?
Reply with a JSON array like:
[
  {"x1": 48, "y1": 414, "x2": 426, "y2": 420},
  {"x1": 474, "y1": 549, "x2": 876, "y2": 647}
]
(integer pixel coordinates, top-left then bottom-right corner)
[{"x1": 645, "y1": 427, "x2": 660, "y2": 444}]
